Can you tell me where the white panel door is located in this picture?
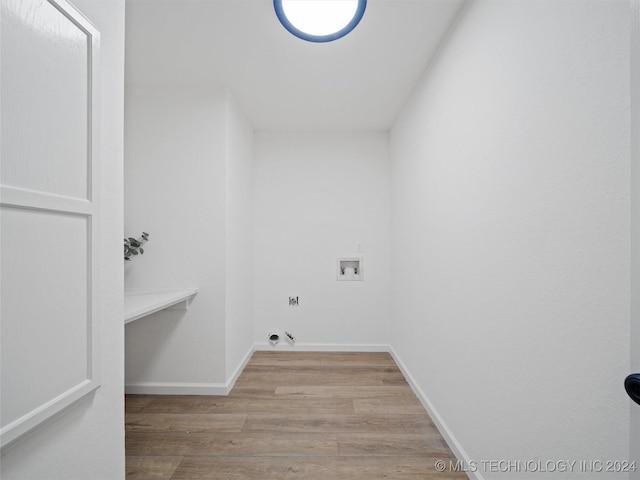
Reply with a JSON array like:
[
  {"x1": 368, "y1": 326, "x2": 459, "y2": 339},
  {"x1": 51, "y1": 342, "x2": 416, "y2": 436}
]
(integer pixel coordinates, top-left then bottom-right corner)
[{"x1": 0, "y1": 0, "x2": 100, "y2": 448}]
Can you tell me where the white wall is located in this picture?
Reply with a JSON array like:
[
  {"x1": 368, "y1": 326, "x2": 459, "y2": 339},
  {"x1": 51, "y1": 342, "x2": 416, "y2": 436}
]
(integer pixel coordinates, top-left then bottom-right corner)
[
  {"x1": 124, "y1": 85, "x2": 228, "y2": 390},
  {"x1": 390, "y1": 0, "x2": 631, "y2": 477},
  {"x1": 124, "y1": 86, "x2": 255, "y2": 392},
  {"x1": 1, "y1": 0, "x2": 126, "y2": 478},
  {"x1": 253, "y1": 132, "x2": 390, "y2": 348},
  {"x1": 225, "y1": 92, "x2": 255, "y2": 379}
]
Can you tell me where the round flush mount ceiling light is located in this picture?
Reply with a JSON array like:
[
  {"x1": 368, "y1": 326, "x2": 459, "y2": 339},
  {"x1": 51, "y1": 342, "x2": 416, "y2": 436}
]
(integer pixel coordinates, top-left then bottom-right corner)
[{"x1": 274, "y1": 0, "x2": 367, "y2": 43}]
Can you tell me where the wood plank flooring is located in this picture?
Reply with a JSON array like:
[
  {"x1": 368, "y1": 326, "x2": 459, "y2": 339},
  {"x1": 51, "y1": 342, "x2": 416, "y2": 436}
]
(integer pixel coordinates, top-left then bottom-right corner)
[{"x1": 126, "y1": 351, "x2": 466, "y2": 479}]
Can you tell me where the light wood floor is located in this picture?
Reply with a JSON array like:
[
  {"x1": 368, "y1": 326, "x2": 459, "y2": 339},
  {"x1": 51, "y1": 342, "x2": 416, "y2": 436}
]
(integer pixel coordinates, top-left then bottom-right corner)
[{"x1": 126, "y1": 351, "x2": 466, "y2": 479}]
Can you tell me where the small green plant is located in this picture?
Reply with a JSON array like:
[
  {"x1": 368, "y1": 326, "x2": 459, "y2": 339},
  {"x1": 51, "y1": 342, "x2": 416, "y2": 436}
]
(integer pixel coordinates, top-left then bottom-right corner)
[{"x1": 124, "y1": 232, "x2": 149, "y2": 261}]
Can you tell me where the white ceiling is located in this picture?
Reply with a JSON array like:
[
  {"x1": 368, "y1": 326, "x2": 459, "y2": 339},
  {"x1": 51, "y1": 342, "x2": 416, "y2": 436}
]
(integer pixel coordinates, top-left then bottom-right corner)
[{"x1": 125, "y1": 0, "x2": 466, "y2": 130}]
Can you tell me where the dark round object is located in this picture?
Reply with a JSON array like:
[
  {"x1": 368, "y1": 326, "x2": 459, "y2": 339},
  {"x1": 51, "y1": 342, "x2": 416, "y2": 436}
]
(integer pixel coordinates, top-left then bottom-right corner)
[{"x1": 624, "y1": 373, "x2": 640, "y2": 406}]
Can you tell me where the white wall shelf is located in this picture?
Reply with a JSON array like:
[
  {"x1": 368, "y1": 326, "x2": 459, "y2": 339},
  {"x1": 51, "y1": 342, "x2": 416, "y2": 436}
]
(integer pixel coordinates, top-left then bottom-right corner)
[{"x1": 124, "y1": 289, "x2": 198, "y2": 324}]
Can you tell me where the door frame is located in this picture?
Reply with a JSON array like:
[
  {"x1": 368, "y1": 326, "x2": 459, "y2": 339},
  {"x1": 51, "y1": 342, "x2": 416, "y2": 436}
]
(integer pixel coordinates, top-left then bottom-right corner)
[{"x1": 630, "y1": 0, "x2": 640, "y2": 476}]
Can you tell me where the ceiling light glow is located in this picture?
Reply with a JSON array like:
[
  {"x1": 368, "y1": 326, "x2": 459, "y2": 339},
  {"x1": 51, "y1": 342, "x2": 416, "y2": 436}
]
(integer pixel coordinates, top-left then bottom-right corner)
[
  {"x1": 282, "y1": 0, "x2": 357, "y2": 36},
  {"x1": 274, "y1": 0, "x2": 367, "y2": 43}
]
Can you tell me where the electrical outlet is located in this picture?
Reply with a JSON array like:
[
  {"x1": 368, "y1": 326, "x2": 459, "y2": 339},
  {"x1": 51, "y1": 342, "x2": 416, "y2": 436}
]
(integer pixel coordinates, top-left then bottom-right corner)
[{"x1": 289, "y1": 296, "x2": 299, "y2": 306}]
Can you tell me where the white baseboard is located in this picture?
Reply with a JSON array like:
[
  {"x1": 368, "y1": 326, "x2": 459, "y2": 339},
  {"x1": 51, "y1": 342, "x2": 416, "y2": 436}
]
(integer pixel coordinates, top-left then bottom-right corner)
[
  {"x1": 253, "y1": 342, "x2": 390, "y2": 352},
  {"x1": 126, "y1": 344, "x2": 256, "y2": 396},
  {"x1": 388, "y1": 346, "x2": 480, "y2": 480},
  {"x1": 226, "y1": 344, "x2": 256, "y2": 391},
  {"x1": 125, "y1": 382, "x2": 228, "y2": 395}
]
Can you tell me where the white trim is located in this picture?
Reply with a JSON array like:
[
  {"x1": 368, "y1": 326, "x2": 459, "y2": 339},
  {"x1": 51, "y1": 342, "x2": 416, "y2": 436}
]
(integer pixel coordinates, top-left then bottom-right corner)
[
  {"x1": 226, "y1": 344, "x2": 256, "y2": 391},
  {"x1": 253, "y1": 342, "x2": 390, "y2": 352},
  {"x1": 125, "y1": 344, "x2": 390, "y2": 395},
  {"x1": 0, "y1": 380, "x2": 98, "y2": 448},
  {"x1": 126, "y1": 344, "x2": 256, "y2": 395},
  {"x1": 125, "y1": 382, "x2": 228, "y2": 396},
  {"x1": 388, "y1": 346, "x2": 480, "y2": 480},
  {"x1": 0, "y1": 186, "x2": 93, "y2": 215},
  {"x1": 630, "y1": 0, "x2": 640, "y2": 475},
  {"x1": 86, "y1": 0, "x2": 101, "y2": 402}
]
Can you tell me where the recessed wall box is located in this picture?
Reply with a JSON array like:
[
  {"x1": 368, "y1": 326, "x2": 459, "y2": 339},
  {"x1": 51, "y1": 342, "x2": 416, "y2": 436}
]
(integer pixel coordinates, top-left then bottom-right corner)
[{"x1": 337, "y1": 257, "x2": 363, "y2": 281}]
